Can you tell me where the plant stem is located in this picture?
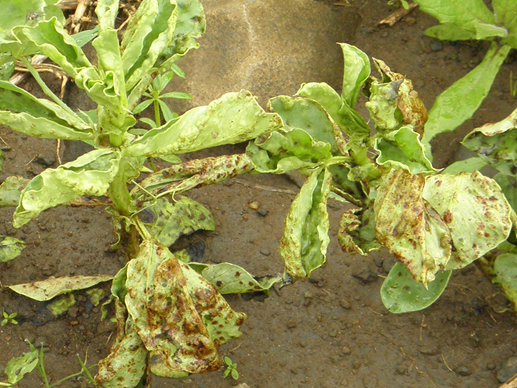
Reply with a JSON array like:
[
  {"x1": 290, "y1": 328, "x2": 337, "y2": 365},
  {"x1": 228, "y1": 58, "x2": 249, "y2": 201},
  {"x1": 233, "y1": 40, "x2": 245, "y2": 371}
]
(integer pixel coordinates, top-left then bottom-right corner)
[{"x1": 154, "y1": 100, "x2": 161, "y2": 127}]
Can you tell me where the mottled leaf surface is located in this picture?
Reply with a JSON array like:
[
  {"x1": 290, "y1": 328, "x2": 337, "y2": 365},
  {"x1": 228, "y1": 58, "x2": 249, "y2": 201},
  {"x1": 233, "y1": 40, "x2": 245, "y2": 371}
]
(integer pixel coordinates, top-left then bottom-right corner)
[
  {"x1": 8, "y1": 275, "x2": 112, "y2": 301},
  {"x1": 281, "y1": 168, "x2": 332, "y2": 279},
  {"x1": 126, "y1": 91, "x2": 283, "y2": 157},
  {"x1": 375, "y1": 170, "x2": 452, "y2": 285},
  {"x1": 139, "y1": 196, "x2": 215, "y2": 246},
  {"x1": 125, "y1": 239, "x2": 245, "y2": 374},
  {"x1": 422, "y1": 172, "x2": 512, "y2": 270},
  {"x1": 0, "y1": 176, "x2": 30, "y2": 207},
  {"x1": 381, "y1": 262, "x2": 452, "y2": 313},
  {"x1": 338, "y1": 208, "x2": 380, "y2": 255},
  {"x1": 14, "y1": 149, "x2": 120, "y2": 227}
]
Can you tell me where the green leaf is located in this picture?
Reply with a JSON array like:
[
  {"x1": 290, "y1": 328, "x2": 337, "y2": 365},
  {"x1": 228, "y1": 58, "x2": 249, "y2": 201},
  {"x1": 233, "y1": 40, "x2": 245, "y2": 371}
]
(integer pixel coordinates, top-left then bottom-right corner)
[
  {"x1": 414, "y1": 0, "x2": 495, "y2": 33},
  {"x1": 95, "y1": 0, "x2": 119, "y2": 31},
  {"x1": 375, "y1": 169, "x2": 452, "y2": 285},
  {"x1": 381, "y1": 262, "x2": 452, "y2": 313},
  {"x1": 423, "y1": 172, "x2": 512, "y2": 270},
  {"x1": 47, "y1": 293, "x2": 75, "y2": 316},
  {"x1": 269, "y1": 95, "x2": 339, "y2": 154},
  {"x1": 424, "y1": 24, "x2": 477, "y2": 41},
  {"x1": 492, "y1": 253, "x2": 517, "y2": 312},
  {"x1": 422, "y1": 43, "x2": 511, "y2": 145},
  {"x1": 133, "y1": 99, "x2": 154, "y2": 114},
  {"x1": 339, "y1": 43, "x2": 371, "y2": 109},
  {"x1": 374, "y1": 125, "x2": 437, "y2": 174},
  {"x1": 474, "y1": 23, "x2": 508, "y2": 39},
  {"x1": 442, "y1": 157, "x2": 488, "y2": 174},
  {"x1": 139, "y1": 196, "x2": 215, "y2": 246},
  {"x1": 0, "y1": 236, "x2": 25, "y2": 263},
  {"x1": 280, "y1": 168, "x2": 332, "y2": 279},
  {"x1": 200, "y1": 263, "x2": 281, "y2": 294},
  {"x1": 8, "y1": 275, "x2": 112, "y2": 301},
  {"x1": 493, "y1": 0, "x2": 517, "y2": 47},
  {"x1": 71, "y1": 26, "x2": 99, "y2": 47},
  {"x1": 247, "y1": 128, "x2": 333, "y2": 174},
  {"x1": 95, "y1": 316, "x2": 148, "y2": 388},
  {"x1": 14, "y1": 149, "x2": 120, "y2": 227},
  {"x1": 0, "y1": 81, "x2": 92, "y2": 140},
  {"x1": 494, "y1": 173, "x2": 517, "y2": 214},
  {"x1": 126, "y1": 91, "x2": 283, "y2": 157},
  {"x1": 161, "y1": 91, "x2": 192, "y2": 99},
  {"x1": 125, "y1": 239, "x2": 246, "y2": 374},
  {"x1": 462, "y1": 106, "x2": 517, "y2": 175},
  {"x1": 121, "y1": 0, "x2": 178, "y2": 92},
  {"x1": 4, "y1": 345, "x2": 39, "y2": 384}
]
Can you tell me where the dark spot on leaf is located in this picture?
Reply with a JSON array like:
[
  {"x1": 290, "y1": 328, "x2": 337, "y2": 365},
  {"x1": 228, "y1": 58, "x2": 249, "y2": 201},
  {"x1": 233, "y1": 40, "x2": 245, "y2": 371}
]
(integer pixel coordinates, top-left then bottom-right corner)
[
  {"x1": 216, "y1": 281, "x2": 223, "y2": 287},
  {"x1": 235, "y1": 272, "x2": 241, "y2": 277}
]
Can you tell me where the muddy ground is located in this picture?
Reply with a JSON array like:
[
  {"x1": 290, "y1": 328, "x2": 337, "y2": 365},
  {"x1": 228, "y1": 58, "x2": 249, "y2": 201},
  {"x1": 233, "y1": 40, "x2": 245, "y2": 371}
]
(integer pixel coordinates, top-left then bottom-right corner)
[{"x1": 1, "y1": 1, "x2": 517, "y2": 387}]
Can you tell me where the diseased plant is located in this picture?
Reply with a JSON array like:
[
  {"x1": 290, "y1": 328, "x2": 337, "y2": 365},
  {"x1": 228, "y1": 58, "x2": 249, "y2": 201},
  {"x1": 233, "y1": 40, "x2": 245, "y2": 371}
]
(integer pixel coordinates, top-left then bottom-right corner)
[{"x1": 0, "y1": 0, "x2": 516, "y2": 386}]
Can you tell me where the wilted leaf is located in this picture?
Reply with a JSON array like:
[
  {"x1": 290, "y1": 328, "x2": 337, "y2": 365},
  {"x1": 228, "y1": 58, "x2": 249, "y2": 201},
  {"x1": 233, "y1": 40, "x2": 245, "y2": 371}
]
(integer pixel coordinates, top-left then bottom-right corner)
[
  {"x1": 95, "y1": 316, "x2": 148, "y2": 388},
  {"x1": 338, "y1": 208, "x2": 380, "y2": 255},
  {"x1": 139, "y1": 196, "x2": 215, "y2": 246},
  {"x1": 126, "y1": 91, "x2": 283, "y2": 157},
  {"x1": 462, "y1": 106, "x2": 517, "y2": 175},
  {"x1": 4, "y1": 345, "x2": 39, "y2": 384},
  {"x1": 200, "y1": 263, "x2": 281, "y2": 294},
  {"x1": 47, "y1": 293, "x2": 75, "y2": 316},
  {"x1": 375, "y1": 169, "x2": 452, "y2": 285},
  {"x1": 0, "y1": 236, "x2": 25, "y2": 262},
  {"x1": 281, "y1": 168, "x2": 332, "y2": 279},
  {"x1": 0, "y1": 176, "x2": 30, "y2": 207},
  {"x1": 125, "y1": 239, "x2": 246, "y2": 374},
  {"x1": 422, "y1": 43, "x2": 511, "y2": 145},
  {"x1": 14, "y1": 149, "x2": 120, "y2": 227},
  {"x1": 8, "y1": 275, "x2": 112, "y2": 301},
  {"x1": 381, "y1": 262, "x2": 452, "y2": 313},
  {"x1": 422, "y1": 172, "x2": 512, "y2": 270}
]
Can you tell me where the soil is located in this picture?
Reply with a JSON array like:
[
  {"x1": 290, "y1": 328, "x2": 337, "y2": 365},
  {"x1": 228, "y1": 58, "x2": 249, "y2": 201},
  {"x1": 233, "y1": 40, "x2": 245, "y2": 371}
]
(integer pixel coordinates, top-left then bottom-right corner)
[{"x1": 1, "y1": 1, "x2": 517, "y2": 388}]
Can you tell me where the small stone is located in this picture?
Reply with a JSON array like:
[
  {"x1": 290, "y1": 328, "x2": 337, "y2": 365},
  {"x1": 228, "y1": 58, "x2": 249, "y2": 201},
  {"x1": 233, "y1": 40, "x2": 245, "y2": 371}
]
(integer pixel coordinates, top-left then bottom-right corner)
[
  {"x1": 222, "y1": 179, "x2": 234, "y2": 186},
  {"x1": 341, "y1": 346, "x2": 351, "y2": 355},
  {"x1": 352, "y1": 266, "x2": 377, "y2": 283},
  {"x1": 414, "y1": 79, "x2": 425, "y2": 89},
  {"x1": 352, "y1": 359, "x2": 362, "y2": 369},
  {"x1": 299, "y1": 340, "x2": 308, "y2": 348},
  {"x1": 260, "y1": 248, "x2": 270, "y2": 256},
  {"x1": 380, "y1": 29, "x2": 389, "y2": 38},
  {"x1": 497, "y1": 357, "x2": 517, "y2": 383},
  {"x1": 248, "y1": 201, "x2": 259, "y2": 210},
  {"x1": 395, "y1": 364, "x2": 408, "y2": 375},
  {"x1": 486, "y1": 362, "x2": 496, "y2": 371},
  {"x1": 419, "y1": 344, "x2": 440, "y2": 356},
  {"x1": 286, "y1": 320, "x2": 297, "y2": 329},
  {"x1": 242, "y1": 215, "x2": 248, "y2": 221},
  {"x1": 339, "y1": 299, "x2": 351, "y2": 310},
  {"x1": 362, "y1": 375, "x2": 378, "y2": 388},
  {"x1": 257, "y1": 208, "x2": 269, "y2": 217},
  {"x1": 36, "y1": 152, "x2": 56, "y2": 167},
  {"x1": 455, "y1": 366, "x2": 471, "y2": 376},
  {"x1": 308, "y1": 276, "x2": 325, "y2": 287},
  {"x1": 430, "y1": 40, "x2": 443, "y2": 52},
  {"x1": 329, "y1": 329, "x2": 338, "y2": 338}
]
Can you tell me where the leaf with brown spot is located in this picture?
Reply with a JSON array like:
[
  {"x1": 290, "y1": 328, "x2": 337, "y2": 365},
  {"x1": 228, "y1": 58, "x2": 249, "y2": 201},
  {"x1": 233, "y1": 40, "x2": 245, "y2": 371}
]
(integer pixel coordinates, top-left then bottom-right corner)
[
  {"x1": 125, "y1": 239, "x2": 246, "y2": 374},
  {"x1": 374, "y1": 169, "x2": 452, "y2": 285}
]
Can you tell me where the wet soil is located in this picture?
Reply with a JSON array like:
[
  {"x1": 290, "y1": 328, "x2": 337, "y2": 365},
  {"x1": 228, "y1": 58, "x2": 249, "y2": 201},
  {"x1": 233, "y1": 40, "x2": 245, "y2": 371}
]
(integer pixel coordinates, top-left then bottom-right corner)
[{"x1": 1, "y1": 1, "x2": 517, "y2": 387}]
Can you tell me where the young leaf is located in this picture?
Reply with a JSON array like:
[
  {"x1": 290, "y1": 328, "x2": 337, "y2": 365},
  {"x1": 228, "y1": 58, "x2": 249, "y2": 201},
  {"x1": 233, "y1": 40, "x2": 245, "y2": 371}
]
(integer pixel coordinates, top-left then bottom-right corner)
[
  {"x1": 126, "y1": 91, "x2": 283, "y2": 157},
  {"x1": 139, "y1": 196, "x2": 215, "y2": 246},
  {"x1": 281, "y1": 168, "x2": 332, "y2": 279},
  {"x1": 374, "y1": 125, "x2": 437, "y2": 174},
  {"x1": 339, "y1": 43, "x2": 371, "y2": 109},
  {"x1": 374, "y1": 169, "x2": 452, "y2": 285},
  {"x1": 422, "y1": 43, "x2": 511, "y2": 145},
  {"x1": 442, "y1": 157, "x2": 488, "y2": 174},
  {"x1": 14, "y1": 149, "x2": 120, "y2": 227},
  {"x1": 8, "y1": 275, "x2": 113, "y2": 301},
  {"x1": 422, "y1": 172, "x2": 512, "y2": 270},
  {"x1": 381, "y1": 262, "x2": 452, "y2": 313}
]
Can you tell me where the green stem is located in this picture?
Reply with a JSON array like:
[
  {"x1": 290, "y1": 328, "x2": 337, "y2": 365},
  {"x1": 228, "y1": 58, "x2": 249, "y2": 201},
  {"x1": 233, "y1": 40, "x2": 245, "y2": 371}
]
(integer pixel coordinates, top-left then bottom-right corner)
[
  {"x1": 154, "y1": 100, "x2": 161, "y2": 127},
  {"x1": 20, "y1": 57, "x2": 76, "y2": 117}
]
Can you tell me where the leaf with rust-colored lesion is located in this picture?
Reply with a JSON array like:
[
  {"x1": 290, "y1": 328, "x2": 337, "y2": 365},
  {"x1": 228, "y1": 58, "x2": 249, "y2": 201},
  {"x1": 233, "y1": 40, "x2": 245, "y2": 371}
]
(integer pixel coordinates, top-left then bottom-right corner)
[
  {"x1": 374, "y1": 169, "x2": 452, "y2": 285},
  {"x1": 338, "y1": 208, "x2": 381, "y2": 255},
  {"x1": 125, "y1": 239, "x2": 245, "y2": 375}
]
